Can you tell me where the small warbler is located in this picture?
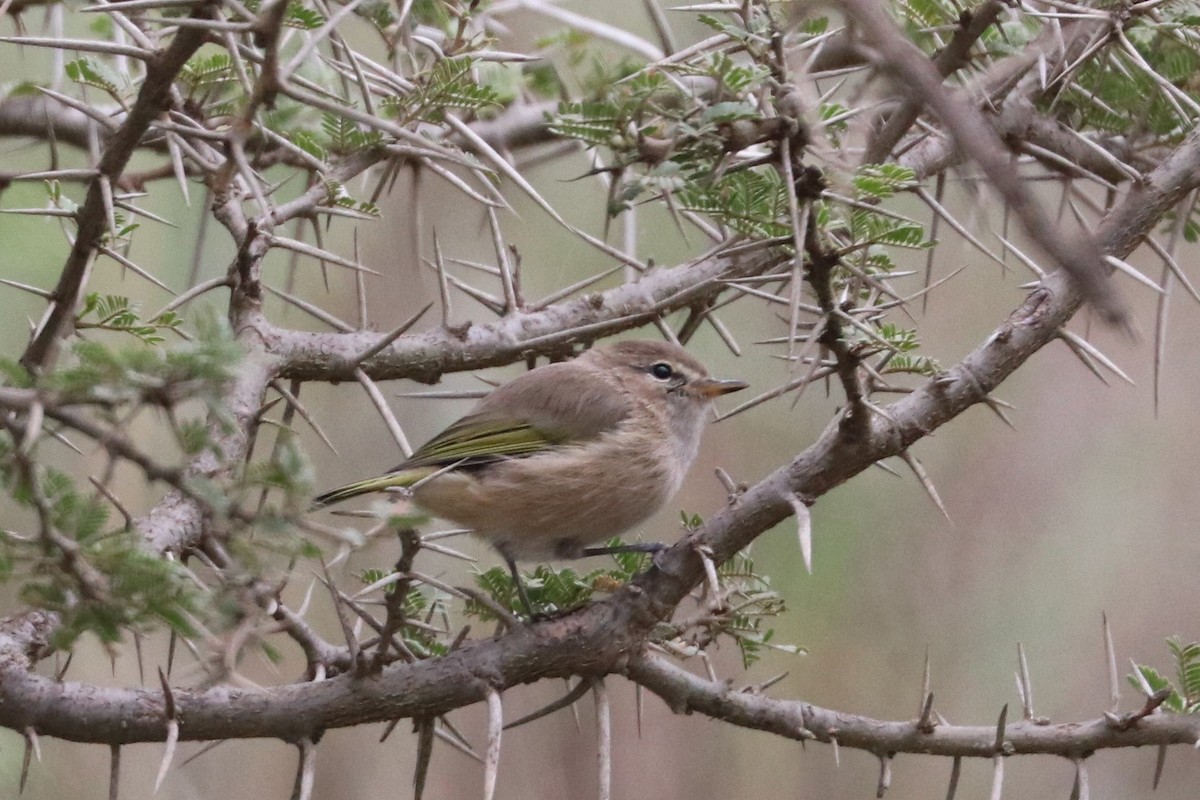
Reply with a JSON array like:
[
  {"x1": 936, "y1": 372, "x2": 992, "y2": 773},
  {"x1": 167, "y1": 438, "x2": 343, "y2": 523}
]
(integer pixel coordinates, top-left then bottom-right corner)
[{"x1": 313, "y1": 340, "x2": 746, "y2": 611}]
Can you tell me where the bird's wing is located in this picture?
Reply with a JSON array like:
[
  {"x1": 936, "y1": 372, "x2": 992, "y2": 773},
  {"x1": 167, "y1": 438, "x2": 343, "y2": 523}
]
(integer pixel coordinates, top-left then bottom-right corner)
[{"x1": 393, "y1": 361, "x2": 632, "y2": 472}]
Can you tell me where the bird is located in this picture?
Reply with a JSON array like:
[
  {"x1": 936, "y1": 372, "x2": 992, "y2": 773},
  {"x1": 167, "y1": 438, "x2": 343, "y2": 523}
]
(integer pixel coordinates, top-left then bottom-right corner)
[{"x1": 313, "y1": 339, "x2": 747, "y2": 613}]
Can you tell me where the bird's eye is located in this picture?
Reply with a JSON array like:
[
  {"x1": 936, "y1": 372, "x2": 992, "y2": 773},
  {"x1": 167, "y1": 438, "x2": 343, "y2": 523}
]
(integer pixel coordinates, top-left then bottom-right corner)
[{"x1": 650, "y1": 362, "x2": 674, "y2": 380}]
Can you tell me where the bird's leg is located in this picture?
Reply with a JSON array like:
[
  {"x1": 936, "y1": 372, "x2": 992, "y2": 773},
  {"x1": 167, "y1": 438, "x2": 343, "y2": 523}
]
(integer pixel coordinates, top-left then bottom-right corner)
[
  {"x1": 580, "y1": 542, "x2": 666, "y2": 557},
  {"x1": 505, "y1": 556, "x2": 537, "y2": 619}
]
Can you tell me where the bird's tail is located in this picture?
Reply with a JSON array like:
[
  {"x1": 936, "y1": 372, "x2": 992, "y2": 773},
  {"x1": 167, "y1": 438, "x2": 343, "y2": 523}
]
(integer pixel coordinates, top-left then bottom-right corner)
[{"x1": 311, "y1": 468, "x2": 433, "y2": 509}]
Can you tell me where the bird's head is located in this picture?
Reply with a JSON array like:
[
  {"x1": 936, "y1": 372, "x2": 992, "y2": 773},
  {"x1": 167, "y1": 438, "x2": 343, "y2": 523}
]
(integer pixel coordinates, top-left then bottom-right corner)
[{"x1": 586, "y1": 340, "x2": 748, "y2": 410}]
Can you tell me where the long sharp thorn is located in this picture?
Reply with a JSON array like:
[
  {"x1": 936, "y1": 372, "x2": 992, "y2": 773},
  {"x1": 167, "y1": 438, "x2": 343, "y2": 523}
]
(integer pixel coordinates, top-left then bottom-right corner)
[
  {"x1": 1103, "y1": 612, "x2": 1119, "y2": 712},
  {"x1": 268, "y1": 234, "x2": 380, "y2": 275},
  {"x1": 945, "y1": 756, "x2": 962, "y2": 800},
  {"x1": 876, "y1": 755, "x2": 892, "y2": 798},
  {"x1": 354, "y1": 231, "x2": 367, "y2": 328},
  {"x1": 1144, "y1": 234, "x2": 1200, "y2": 306},
  {"x1": 594, "y1": 680, "x2": 612, "y2": 800},
  {"x1": 263, "y1": 284, "x2": 356, "y2": 332},
  {"x1": 1058, "y1": 333, "x2": 1110, "y2": 385},
  {"x1": 1152, "y1": 743, "x2": 1167, "y2": 789},
  {"x1": 320, "y1": 557, "x2": 360, "y2": 669},
  {"x1": 900, "y1": 450, "x2": 951, "y2": 521},
  {"x1": 270, "y1": 380, "x2": 338, "y2": 456},
  {"x1": 443, "y1": 114, "x2": 648, "y2": 274},
  {"x1": 133, "y1": 632, "x2": 145, "y2": 685},
  {"x1": 150, "y1": 275, "x2": 229, "y2": 321},
  {"x1": 98, "y1": 246, "x2": 176, "y2": 295},
  {"x1": 109, "y1": 745, "x2": 121, "y2": 800},
  {"x1": 922, "y1": 171, "x2": 946, "y2": 314},
  {"x1": 1103, "y1": 254, "x2": 1165, "y2": 294},
  {"x1": 872, "y1": 460, "x2": 902, "y2": 477},
  {"x1": 1018, "y1": 643, "x2": 1034, "y2": 719},
  {"x1": 1129, "y1": 657, "x2": 1155, "y2": 696},
  {"x1": 483, "y1": 689, "x2": 503, "y2": 800},
  {"x1": 706, "y1": 312, "x2": 742, "y2": 355},
  {"x1": 379, "y1": 716, "x2": 403, "y2": 743},
  {"x1": 179, "y1": 740, "x2": 227, "y2": 769},
  {"x1": 432, "y1": 229, "x2": 452, "y2": 326},
  {"x1": 166, "y1": 630, "x2": 177, "y2": 678},
  {"x1": 0, "y1": 278, "x2": 53, "y2": 298},
  {"x1": 916, "y1": 186, "x2": 1007, "y2": 269},
  {"x1": 486, "y1": 207, "x2": 518, "y2": 314},
  {"x1": 432, "y1": 723, "x2": 483, "y2": 763},
  {"x1": 1070, "y1": 759, "x2": 1089, "y2": 800},
  {"x1": 99, "y1": 175, "x2": 117, "y2": 242},
  {"x1": 997, "y1": 235, "x2": 1053, "y2": 279},
  {"x1": 635, "y1": 684, "x2": 644, "y2": 738},
  {"x1": 154, "y1": 720, "x2": 179, "y2": 794},
  {"x1": 154, "y1": 667, "x2": 178, "y2": 793},
  {"x1": 917, "y1": 691, "x2": 936, "y2": 732},
  {"x1": 1153, "y1": 263, "x2": 1170, "y2": 417},
  {"x1": 982, "y1": 396, "x2": 1016, "y2": 429},
  {"x1": 788, "y1": 494, "x2": 813, "y2": 574},
  {"x1": 989, "y1": 754, "x2": 1004, "y2": 800},
  {"x1": 503, "y1": 679, "x2": 591, "y2": 730},
  {"x1": 293, "y1": 739, "x2": 315, "y2": 800},
  {"x1": 779, "y1": 137, "x2": 808, "y2": 364},
  {"x1": 994, "y1": 704, "x2": 1008, "y2": 752},
  {"x1": 413, "y1": 718, "x2": 434, "y2": 800},
  {"x1": 166, "y1": 134, "x2": 190, "y2": 206},
  {"x1": 354, "y1": 368, "x2": 413, "y2": 458},
  {"x1": 20, "y1": 728, "x2": 37, "y2": 794},
  {"x1": 920, "y1": 646, "x2": 931, "y2": 714}
]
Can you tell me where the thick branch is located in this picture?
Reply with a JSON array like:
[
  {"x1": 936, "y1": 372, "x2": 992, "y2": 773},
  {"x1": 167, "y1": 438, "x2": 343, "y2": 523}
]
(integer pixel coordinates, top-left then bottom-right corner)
[
  {"x1": 268, "y1": 246, "x2": 786, "y2": 383},
  {"x1": 0, "y1": 596, "x2": 652, "y2": 742}
]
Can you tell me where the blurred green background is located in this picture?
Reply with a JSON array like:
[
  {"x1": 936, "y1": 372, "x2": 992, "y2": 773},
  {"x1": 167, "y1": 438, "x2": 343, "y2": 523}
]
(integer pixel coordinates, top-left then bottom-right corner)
[{"x1": 2, "y1": 2, "x2": 1199, "y2": 798}]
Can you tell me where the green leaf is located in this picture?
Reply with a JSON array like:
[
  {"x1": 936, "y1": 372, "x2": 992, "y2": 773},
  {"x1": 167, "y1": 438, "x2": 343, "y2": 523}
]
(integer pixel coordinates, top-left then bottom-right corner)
[
  {"x1": 180, "y1": 53, "x2": 235, "y2": 91},
  {"x1": 853, "y1": 164, "x2": 918, "y2": 200},
  {"x1": 285, "y1": 2, "x2": 324, "y2": 29},
  {"x1": 467, "y1": 563, "x2": 596, "y2": 618},
  {"x1": 549, "y1": 101, "x2": 626, "y2": 148},
  {"x1": 75, "y1": 293, "x2": 181, "y2": 345},
  {"x1": 678, "y1": 168, "x2": 791, "y2": 239},
  {"x1": 178, "y1": 418, "x2": 210, "y2": 455},
  {"x1": 1168, "y1": 636, "x2": 1200, "y2": 708},
  {"x1": 288, "y1": 130, "x2": 328, "y2": 162},
  {"x1": 64, "y1": 58, "x2": 124, "y2": 101}
]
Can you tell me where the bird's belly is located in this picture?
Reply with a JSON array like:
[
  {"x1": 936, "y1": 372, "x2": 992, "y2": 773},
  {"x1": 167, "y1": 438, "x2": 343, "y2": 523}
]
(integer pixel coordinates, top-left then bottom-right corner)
[{"x1": 411, "y1": 442, "x2": 679, "y2": 561}]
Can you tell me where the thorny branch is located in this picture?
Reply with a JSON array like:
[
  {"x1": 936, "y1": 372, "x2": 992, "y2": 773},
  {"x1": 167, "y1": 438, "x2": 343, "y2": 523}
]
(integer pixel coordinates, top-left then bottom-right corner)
[
  {"x1": 839, "y1": 0, "x2": 1130, "y2": 325},
  {"x1": 1, "y1": 0, "x2": 1199, "y2": 791},
  {"x1": 2, "y1": 115, "x2": 1199, "y2": 749}
]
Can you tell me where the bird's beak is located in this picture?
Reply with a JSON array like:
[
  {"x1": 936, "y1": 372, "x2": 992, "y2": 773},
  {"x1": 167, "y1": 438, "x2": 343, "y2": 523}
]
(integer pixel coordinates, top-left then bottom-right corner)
[{"x1": 693, "y1": 378, "x2": 748, "y2": 398}]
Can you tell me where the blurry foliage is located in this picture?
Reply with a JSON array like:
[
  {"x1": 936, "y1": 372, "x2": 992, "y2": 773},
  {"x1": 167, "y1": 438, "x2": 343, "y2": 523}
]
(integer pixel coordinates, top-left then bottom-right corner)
[
  {"x1": 76, "y1": 293, "x2": 183, "y2": 345},
  {"x1": 0, "y1": 316, "x2": 318, "y2": 648}
]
